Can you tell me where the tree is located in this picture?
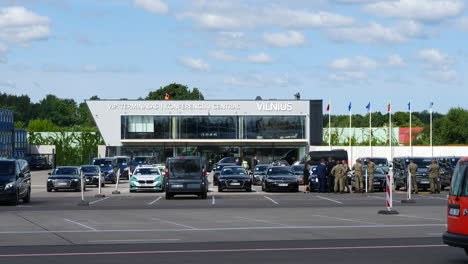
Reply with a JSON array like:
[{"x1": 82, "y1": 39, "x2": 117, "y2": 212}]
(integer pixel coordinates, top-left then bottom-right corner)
[
  {"x1": 433, "y1": 108, "x2": 468, "y2": 145},
  {"x1": 27, "y1": 119, "x2": 60, "y2": 132},
  {"x1": 36, "y1": 95, "x2": 78, "y2": 127},
  {"x1": 146, "y1": 83, "x2": 205, "y2": 100}
]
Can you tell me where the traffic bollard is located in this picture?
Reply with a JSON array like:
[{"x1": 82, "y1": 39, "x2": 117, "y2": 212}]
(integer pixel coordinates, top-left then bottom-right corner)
[
  {"x1": 112, "y1": 169, "x2": 121, "y2": 195},
  {"x1": 378, "y1": 174, "x2": 398, "y2": 215},
  {"x1": 95, "y1": 170, "x2": 105, "y2": 198},
  {"x1": 77, "y1": 172, "x2": 89, "y2": 206},
  {"x1": 402, "y1": 172, "x2": 416, "y2": 203}
]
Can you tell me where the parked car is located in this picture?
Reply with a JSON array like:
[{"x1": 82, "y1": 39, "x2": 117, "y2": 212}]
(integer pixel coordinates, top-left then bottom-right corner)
[
  {"x1": 213, "y1": 163, "x2": 237, "y2": 186},
  {"x1": 252, "y1": 164, "x2": 269, "y2": 185},
  {"x1": 307, "y1": 166, "x2": 319, "y2": 192},
  {"x1": 437, "y1": 156, "x2": 462, "y2": 188},
  {"x1": 130, "y1": 156, "x2": 156, "y2": 172},
  {"x1": 351, "y1": 167, "x2": 387, "y2": 192},
  {"x1": 358, "y1": 157, "x2": 389, "y2": 174},
  {"x1": 303, "y1": 149, "x2": 348, "y2": 166},
  {"x1": 393, "y1": 157, "x2": 443, "y2": 191},
  {"x1": 291, "y1": 164, "x2": 305, "y2": 183},
  {"x1": 165, "y1": 156, "x2": 208, "y2": 199},
  {"x1": 262, "y1": 166, "x2": 300, "y2": 192},
  {"x1": 47, "y1": 166, "x2": 85, "y2": 192},
  {"x1": 272, "y1": 160, "x2": 290, "y2": 166},
  {"x1": 154, "y1": 164, "x2": 166, "y2": 175},
  {"x1": 130, "y1": 165, "x2": 164, "y2": 192},
  {"x1": 30, "y1": 156, "x2": 51, "y2": 170},
  {"x1": 92, "y1": 157, "x2": 118, "y2": 184},
  {"x1": 81, "y1": 165, "x2": 105, "y2": 187},
  {"x1": 0, "y1": 159, "x2": 31, "y2": 204},
  {"x1": 218, "y1": 166, "x2": 252, "y2": 192},
  {"x1": 115, "y1": 156, "x2": 130, "y2": 180}
]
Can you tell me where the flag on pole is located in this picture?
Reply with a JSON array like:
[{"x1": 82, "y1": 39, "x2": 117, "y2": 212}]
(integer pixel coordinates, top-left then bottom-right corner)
[
  {"x1": 365, "y1": 102, "x2": 371, "y2": 112},
  {"x1": 407, "y1": 101, "x2": 411, "y2": 111},
  {"x1": 326, "y1": 101, "x2": 330, "y2": 112},
  {"x1": 429, "y1": 102, "x2": 434, "y2": 112},
  {"x1": 387, "y1": 102, "x2": 391, "y2": 112},
  {"x1": 348, "y1": 102, "x2": 352, "y2": 112}
]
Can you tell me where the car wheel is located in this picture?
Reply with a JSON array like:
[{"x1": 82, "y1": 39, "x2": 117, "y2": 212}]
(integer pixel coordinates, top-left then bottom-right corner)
[
  {"x1": 218, "y1": 187, "x2": 223, "y2": 192},
  {"x1": 12, "y1": 191, "x2": 20, "y2": 205},
  {"x1": 47, "y1": 188, "x2": 52, "y2": 192},
  {"x1": 201, "y1": 192, "x2": 208, "y2": 199},
  {"x1": 262, "y1": 184, "x2": 265, "y2": 191},
  {"x1": 23, "y1": 188, "x2": 31, "y2": 203},
  {"x1": 213, "y1": 181, "x2": 218, "y2": 186},
  {"x1": 245, "y1": 187, "x2": 252, "y2": 192},
  {"x1": 464, "y1": 248, "x2": 468, "y2": 256},
  {"x1": 130, "y1": 190, "x2": 136, "y2": 193},
  {"x1": 165, "y1": 192, "x2": 173, "y2": 200}
]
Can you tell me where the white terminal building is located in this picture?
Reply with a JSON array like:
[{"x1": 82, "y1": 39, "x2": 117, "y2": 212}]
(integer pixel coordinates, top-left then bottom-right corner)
[{"x1": 87, "y1": 100, "x2": 323, "y2": 166}]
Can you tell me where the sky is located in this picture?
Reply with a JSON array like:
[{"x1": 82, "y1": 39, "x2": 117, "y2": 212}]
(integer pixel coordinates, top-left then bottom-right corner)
[{"x1": 0, "y1": 0, "x2": 467, "y2": 114}]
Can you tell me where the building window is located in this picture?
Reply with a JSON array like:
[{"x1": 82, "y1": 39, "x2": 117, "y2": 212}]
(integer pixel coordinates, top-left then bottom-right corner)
[
  {"x1": 178, "y1": 116, "x2": 238, "y2": 139},
  {"x1": 122, "y1": 116, "x2": 171, "y2": 139},
  {"x1": 244, "y1": 116, "x2": 305, "y2": 139}
]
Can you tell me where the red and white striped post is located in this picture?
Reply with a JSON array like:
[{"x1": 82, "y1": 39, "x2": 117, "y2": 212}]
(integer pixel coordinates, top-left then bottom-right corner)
[
  {"x1": 402, "y1": 172, "x2": 416, "y2": 203},
  {"x1": 379, "y1": 174, "x2": 398, "y2": 214}
]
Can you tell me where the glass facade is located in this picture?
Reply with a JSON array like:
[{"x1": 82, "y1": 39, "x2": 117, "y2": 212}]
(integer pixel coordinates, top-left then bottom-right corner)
[{"x1": 121, "y1": 115, "x2": 305, "y2": 140}]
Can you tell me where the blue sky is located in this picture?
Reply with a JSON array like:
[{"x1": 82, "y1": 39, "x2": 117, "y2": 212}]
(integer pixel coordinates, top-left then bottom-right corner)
[{"x1": 0, "y1": 0, "x2": 467, "y2": 114}]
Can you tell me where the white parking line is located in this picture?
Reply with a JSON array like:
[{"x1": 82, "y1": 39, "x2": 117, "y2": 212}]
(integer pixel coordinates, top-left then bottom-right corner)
[
  {"x1": 264, "y1": 196, "x2": 279, "y2": 205},
  {"x1": 212, "y1": 196, "x2": 215, "y2": 205},
  {"x1": 419, "y1": 194, "x2": 448, "y2": 201},
  {"x1": 148, "y1": 197, "x2": 162, "y2": 206},
  {"x1": 236, "y1": 216, "x2": 289, "y2": 227},
  {"x1": 64, "y1": 219, "x2": 96, "y2": 231},
  {"x1": 397, "y1": 214, "x2": 445, "y2": 222},
  {"x1": 311, "y1": 214, "x2": 378, "y2": 225},
  {"x1": 89, "y1": 197, "x2": 110, "y2": 205},
  {"x1": 89, "y1": 239, "x2": 180, "y2": 243},
  {"x1": 367, "y1": 196, "x2": 401, "y2": 203},
  {"x1": 316, "y1": 196, "x2": 343, "y2": 204},
  {"x1": 151, "y1": 217, "x2": 198, "y2": 230}
]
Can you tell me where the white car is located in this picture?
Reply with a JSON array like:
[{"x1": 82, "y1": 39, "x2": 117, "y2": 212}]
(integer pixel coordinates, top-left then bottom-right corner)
[{"x1": 130, "y1": 165, "x2": 165, "y2": 192}]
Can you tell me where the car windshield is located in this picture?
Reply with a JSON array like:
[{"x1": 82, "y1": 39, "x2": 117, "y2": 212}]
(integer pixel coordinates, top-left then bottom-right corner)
[
  {"x1": 406, "y1": 159, "x2": 432, "y2": 168},
  {"x1": 363, "y1": 159, "x2": 388, "y2": 166},
  {"x1": 219, "y1": 157, "x2": 235, "y2": 163},
  {"x1": 449, "y1": 162, "x2": 468, "y2": 197},
  {"x1": 267, "y1": 167, "x2": 293, "y2": 176},
  {"x1": 133, "y1": 157, "x2": 148, "y2": 163},
  {"x1": 292, "y1": 165, "x2": 304, "y2": 172},
  {"x1": 254, "y1": 165, "x2": 268, "y2": 172},
  {"x1": 93, "y1": 159, "x2": 113, "y2": 167},
  {"x1": 53, "y1": 168, "x2": 79, "y2": 175},
  {"x1": 169, "y1": 159, "x2": 201, "y2": 179},
  {"x1": 117, "y1": 158, "x2": 128, "y2": 165},
  {"x1": 81, "y1": 167, "x2": 99, "y2": 173},
  {"x1": 375, "y1": 168, "x2": 385, "y2": 174},
  {"x1": 221, "y1": 167, "x2": 247, "y2": 175},
  {"x1": 0, "y1": 161, "x2": 15, "y2": 177},
  {"x1": 134, "y1": 168, "x2": 160, "y2": 175}
]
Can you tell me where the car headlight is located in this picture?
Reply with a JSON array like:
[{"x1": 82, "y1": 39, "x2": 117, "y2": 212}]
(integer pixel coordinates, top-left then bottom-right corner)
[
  {"x1": 73, "y1": 179, "x2": 79, "y2": 182},
  {"x1": 5, "y1": 182, "x2": 15, "y2": 189},
  {"x1": 93, "y1": 176, "x2": 99, "y2": 178},
  {"x1": 47, "y1": 179, "x2": 53, "y2": 182}
]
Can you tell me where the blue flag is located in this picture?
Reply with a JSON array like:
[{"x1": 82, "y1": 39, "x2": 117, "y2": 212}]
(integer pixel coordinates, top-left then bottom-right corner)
[
  {"x1": 348, "y1": 102, "x2": 352, "y2": 112},
  {"x1": 408, "y1": 101, "x2": 411, "y2": 111},
  {"x1": 365, "y1": 102, "x2": 371, "y2": 112},
  {"x1": 429, "y1": 102, "x2": 433, "y2": 109}
]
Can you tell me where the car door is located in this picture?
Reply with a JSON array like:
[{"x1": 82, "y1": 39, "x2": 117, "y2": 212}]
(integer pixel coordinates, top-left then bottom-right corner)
[{"x1": 22, "y1": 160, "x2": 31, "y2": 196}]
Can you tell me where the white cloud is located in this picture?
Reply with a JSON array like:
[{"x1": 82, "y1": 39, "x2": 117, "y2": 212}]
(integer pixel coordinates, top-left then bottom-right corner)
[
  {"x1": 330, "y1": 56, "x2": 378, "y2": 70},
  {"x1": 133, "y1": 0, "x2": 169, "y2": 14},
  {"x1": 327, "y1": 20, "x2": 422, "y2": 45},
  {"x1": 387, "y1": 55, "x2": 406, "y2": 67},
  {"x1": 82, "y1": 64, "x2": 97, "y2": 72},
  {"x1": 329, "y1": 71, "x2": 367, "y2": 81},
  {"x1": 0, "y1": 80, "x2": 15, "y2": 88},
  {"x1": 178, "y1": 57, "x2": 210, "y2": 72},
  {"x1": 263, "y1": 31, "x2": 306, "y2": 47},
  {"x1": 417, "y1": 49, "x2": 453, "y2": 68},
  {"x1": 177, "y1": 2, "x2": 355, "y2": 30},
  {"x1": 0, "y1": 43, "x2": 7, "y2": 53},
  {"x1": 426, "y1": 70, "x2": 457, "y2": 82},
  {"x1": 0, "y1": 7, "x2": 51, "y2": 44},
  {"x1": 215, "y1": 32, "x2": 256, "y2": 50},
  {"x1": 246, "y1": 52, "x2": 275, "y2": 64},
  {"x1": 224, "y1": 73, "x2": 290, "y2": 87},
  {"x1": 210, "y1": 50, "x2": 239, "y2": 62},
  {"x1": 364, "y1": 0, "x2": 464, "y2": 21},
  {"x1": 456, "y1": 16, "x2": 468, "y2": 32}
]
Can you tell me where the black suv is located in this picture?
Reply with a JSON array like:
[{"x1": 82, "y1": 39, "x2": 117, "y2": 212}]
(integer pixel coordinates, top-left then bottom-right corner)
[{"x1": 0, "y1": 159, "x2": 31, "y2": 204}]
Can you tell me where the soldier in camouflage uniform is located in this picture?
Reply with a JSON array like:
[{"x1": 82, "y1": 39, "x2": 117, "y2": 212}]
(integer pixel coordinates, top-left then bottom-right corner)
[
  {"x1": 428, "y1": 160, "x2": 440, "y2": 194},
  {"x1": 341, "y1": 160, "x2": 350, "y2": 193},
  {"x1": 408, "y1": 160, "x2": 419, "y2": 194},
  {"x1": 331, "y1": 161, "x2": 345, "y2": 194},
  {"x1": 366, "y1": 158, "x2": 376, "y2": 193},
  {"x1": 352, "y1": 159, "x2": 364, "y2": 193}
]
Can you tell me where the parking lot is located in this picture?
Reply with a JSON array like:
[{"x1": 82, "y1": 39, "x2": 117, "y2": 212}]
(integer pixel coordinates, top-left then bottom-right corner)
[{"x1": 0, "y1": 169, "x2": 465, "y2": 263}]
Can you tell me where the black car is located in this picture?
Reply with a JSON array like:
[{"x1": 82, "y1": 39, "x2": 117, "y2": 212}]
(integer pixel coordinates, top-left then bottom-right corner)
[
  {"x1": 30, "y1": 156, "x2": 50, "y2": 170},
  {"x1": 252, "y1": 164, "x2": 269, "y2": 185},
  {"x1": 393, "y1": 157, "x2": 436, "y2": 191},
  {"x1": 165, "y1": 156, "x2": 208, "y2": 199},
  {"x1": 291, "y1": 164, "x2": 305, "y2": 183},
  {"x1": 81, "y1": 165, "x2": 105, "y2": 187},
  {"x1": 213, "y1": 163, "x2": 237, "y2": 186},
  {"x1": 351, "y1": 167, "x2": 387, "y2": 192},
  {"x1": 218, "y1": 166, "x2": 252, "y2": 192},
  {"x1": 262, "y1": 166, "x2": 299, "y2": 192},
  {"x1": 307, "y1": 166, "x2": 319, "y2": 192},
  {"x1": 47, "y1": 166, "x2": 85, "y2": 192},
  {"x1": 0, "y1": 159, "x2": 31, "y2": 204}
]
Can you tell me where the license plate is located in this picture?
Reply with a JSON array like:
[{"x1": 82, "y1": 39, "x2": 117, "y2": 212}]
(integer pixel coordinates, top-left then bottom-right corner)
[
  {"x1": 230, "y1": 183, "x2": 241, "y2": 186},
  {"x1": 421, "y1": 181, "x2": 429, "y2": 184},
  {"x1": 278, "y1": 183, "x2": 288, "y2": 187},
  {"x1": 373, "y1": 182, "x2": 379, "y2": 184},
  {"x1": 57, "y1": 182, "x2": 67, "y2": 186},
  {"x1": 449, "y1": 208, "x2": 460, "y2": 216},
  {"x1": 86, "y1": 179, "x2": 90, "y2": 182},
  {"x1": 171, "y1": 184, "x2": 183, "y2": 188},
  {"x1": 188, "y1": 184, "x2": 200, "y2": 188}
]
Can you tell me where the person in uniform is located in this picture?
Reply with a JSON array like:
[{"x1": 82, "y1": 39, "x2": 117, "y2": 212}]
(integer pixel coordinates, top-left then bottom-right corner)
[
  {"x1": 428, "y1": 160, "x2": 441, "y2": 194},
  {"x1": 331, "y1": 161, "x2": 345, "y2": 194},
  {"x1": 316, "y1": 159, "x2": 327, "y2": 193},
  {"x1": 303, "y1": 163, "x2": 310, "y2": 193},
  {"x1": 341, "y1": 160, "x2": 351, "y2": 193},
  {"x1": 326, "y1": 158, "x2": 336, "y2": 193},
  {"x1": 407, "y1": 160, "x2": 419, "y2": 194},
  {"x1": 366, "y1": 158, "x2": 376, "y2": 193},
  {"x1": 352, "y1": 159, "x2": 364, "y2": 193}
]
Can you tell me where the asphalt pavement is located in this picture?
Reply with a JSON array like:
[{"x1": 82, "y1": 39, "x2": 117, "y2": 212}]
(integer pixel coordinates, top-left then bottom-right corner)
[{"x1": 0, "y1": 170, "x2": 463, "y2": 263}]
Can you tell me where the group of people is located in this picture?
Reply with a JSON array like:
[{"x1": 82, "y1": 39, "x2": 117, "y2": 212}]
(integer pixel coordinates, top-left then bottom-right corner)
[
  {"x1": 302, "y1": 158, "x2": 378, "y2": 194},
  {"x1": 408, "y1": 159, "x2": 441, "y2": 194}
]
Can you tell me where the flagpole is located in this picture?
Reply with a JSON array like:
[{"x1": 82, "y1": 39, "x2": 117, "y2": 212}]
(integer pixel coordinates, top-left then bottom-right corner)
[
  {"x1": 389, "y1": 101, "x2": 392, "y2": 161},
  {"x1": 409, "y1": 101, "x2": 412, "y2": 156},
  {"x1": 349, "y1": 105, "x2": 352, "y2": 165},
  {"x1": 369, "y1": 105, "x2": 372, "y2": 157},
  {"x1": 328, "y1": 100, "x2": 331, "y2": 150},
  {"x1": 430, "y1": 104, "x2": 433, "y2": 157}
]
